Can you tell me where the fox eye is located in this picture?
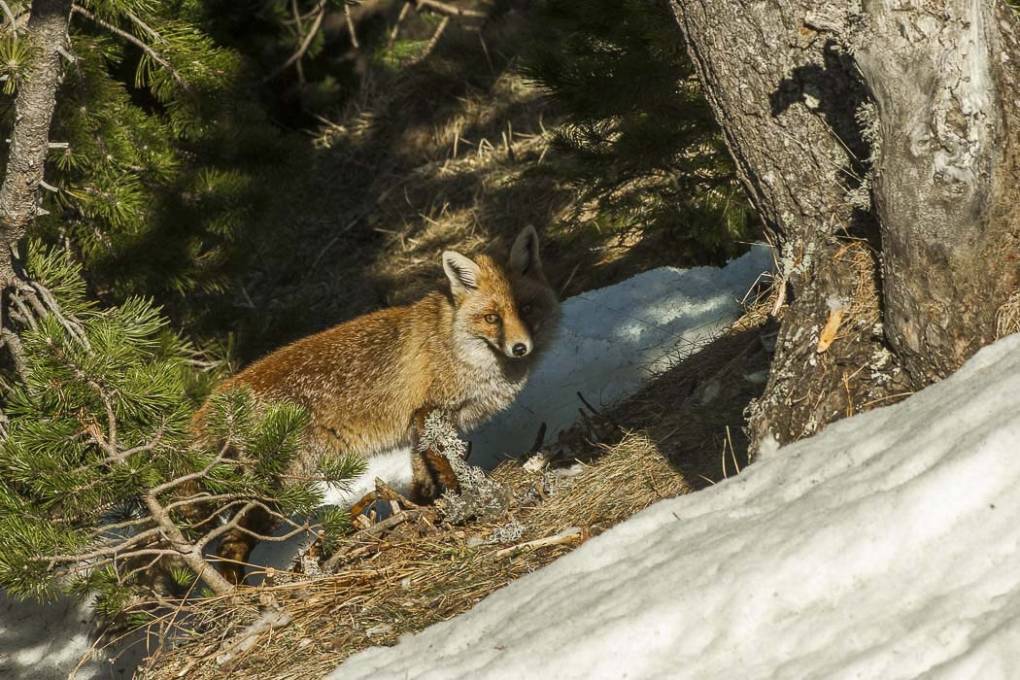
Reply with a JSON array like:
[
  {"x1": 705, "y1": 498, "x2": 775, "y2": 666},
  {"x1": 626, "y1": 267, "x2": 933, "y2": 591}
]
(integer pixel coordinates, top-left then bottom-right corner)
[{"x1": 484, "y1": 313, "x2": 500, "y2": 324}]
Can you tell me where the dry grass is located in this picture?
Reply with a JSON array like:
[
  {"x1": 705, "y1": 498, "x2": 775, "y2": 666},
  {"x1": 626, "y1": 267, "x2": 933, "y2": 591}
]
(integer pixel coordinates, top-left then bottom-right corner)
[
  {"x1": 997, "y1": 290, "x2": 1020, "y2": 339},
  {"x1": 136, "y1": 432, "x2": 686, "y2": 680}
]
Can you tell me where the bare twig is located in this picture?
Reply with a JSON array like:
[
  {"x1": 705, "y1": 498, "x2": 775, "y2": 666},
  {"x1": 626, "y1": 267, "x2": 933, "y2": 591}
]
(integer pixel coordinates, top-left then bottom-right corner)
[
  {"x1": 494, "y1": 527, "x2": 583, "y2": 558},
  {"x1": 263, "y1": 0, "x2": 326, "y2": 82},
  {"x1": 29, "y1": 278, "x2": 90, "y2": 347},
  {"x1": 344, "y1": 2, "x2": 359, "y2": 50},
  {"x1": 411, "y1": 15, "x2": 448, "y2": 64},
  {"x1": 289, "y1": 0, "x2": 306, "y2": 83},
  {"x1": 414, "y1": 0, "x2": 485, "y2": 19},
  {"x1": 324, "y1": 510, "x2": 422, "y2": 570},
  {"x1": 387, "y1": 0, "x2": 411, "y2": 48},
  {"x1": 214, "y1": 606, "x2": 292, "y2": 667},
  {"x1": 0, "y1": 1, "x2": 17, "y2": 36}
]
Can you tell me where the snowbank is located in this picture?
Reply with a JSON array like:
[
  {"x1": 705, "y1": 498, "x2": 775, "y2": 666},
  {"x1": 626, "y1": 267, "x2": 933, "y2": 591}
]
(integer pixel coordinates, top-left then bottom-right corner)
[
  {"x1": 331, "y1": 333, "x2": 1020, "y2": 680},
  {"x1": 0, "y1": 591, "x2": 144, "y2": 679}
]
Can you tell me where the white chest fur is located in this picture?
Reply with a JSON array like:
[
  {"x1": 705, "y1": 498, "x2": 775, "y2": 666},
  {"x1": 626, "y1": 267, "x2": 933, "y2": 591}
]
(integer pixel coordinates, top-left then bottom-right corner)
[{"x1": 449, "y1": 336, "x2": 529, "y2": 431}]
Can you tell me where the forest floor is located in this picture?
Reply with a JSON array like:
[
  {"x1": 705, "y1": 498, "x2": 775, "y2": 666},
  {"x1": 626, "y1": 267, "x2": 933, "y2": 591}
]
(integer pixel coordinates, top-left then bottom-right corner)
[{"x1": 230, "y1": 8, "x2": 741, "y2": 362}]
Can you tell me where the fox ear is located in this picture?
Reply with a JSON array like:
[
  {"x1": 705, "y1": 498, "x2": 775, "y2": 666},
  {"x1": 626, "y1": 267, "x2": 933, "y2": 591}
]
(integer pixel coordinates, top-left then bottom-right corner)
[
  {"x1": 509, "y1": 225, "x2": 542, "y2": 276},
  {"x1": 443, "y1": 251, "x2": 480, "y2": 295}
]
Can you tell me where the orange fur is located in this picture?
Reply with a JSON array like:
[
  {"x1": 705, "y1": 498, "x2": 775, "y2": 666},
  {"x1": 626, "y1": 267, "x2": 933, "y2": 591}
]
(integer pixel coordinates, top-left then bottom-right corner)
[
  {"x1": 198, "y1": 228, "x2": 559, "y2": 582},
  {"x1": 218, "y1": 226, "x2": 559, "y2": 482}
]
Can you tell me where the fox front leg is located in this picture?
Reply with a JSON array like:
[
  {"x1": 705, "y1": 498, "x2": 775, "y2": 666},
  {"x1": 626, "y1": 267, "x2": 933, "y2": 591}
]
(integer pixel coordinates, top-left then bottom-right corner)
[
  {"x1": 215, "y1": 505, "x2": 275, "y2": 586},
  {"x1": 409, "y1": 407, "x2": 461, "y2": 504}
]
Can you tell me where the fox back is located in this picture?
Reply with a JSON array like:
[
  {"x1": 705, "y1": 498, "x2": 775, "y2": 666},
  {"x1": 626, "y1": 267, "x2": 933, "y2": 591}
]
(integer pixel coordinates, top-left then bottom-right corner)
[{"x1": 214, "y1": 226, "x2": 559, "y2": 476}]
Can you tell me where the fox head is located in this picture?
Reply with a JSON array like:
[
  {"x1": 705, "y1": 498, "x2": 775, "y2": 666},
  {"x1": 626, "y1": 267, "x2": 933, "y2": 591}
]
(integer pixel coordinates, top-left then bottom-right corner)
[{"x1": 443, "y1": 225, "x2": 559, "y2": 363}]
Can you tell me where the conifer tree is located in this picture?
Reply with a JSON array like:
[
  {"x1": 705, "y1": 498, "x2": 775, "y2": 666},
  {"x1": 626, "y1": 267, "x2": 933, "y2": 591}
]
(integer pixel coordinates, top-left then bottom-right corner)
[
  {"x1": 0, "y1": 0, "x2": 311, "y2": 344},
  {"x1": 0, "y1": 0, "x2": 361, "y2": 615},
  {"x1": 0, "y1": 246, "x2": 361, "y2": 610}
]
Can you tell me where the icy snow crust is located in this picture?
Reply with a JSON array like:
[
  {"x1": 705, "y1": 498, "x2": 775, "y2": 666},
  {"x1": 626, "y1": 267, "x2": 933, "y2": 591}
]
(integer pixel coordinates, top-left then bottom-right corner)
[{"x1": 332, "y1": 334, "x2": 1020, "y2": 680}]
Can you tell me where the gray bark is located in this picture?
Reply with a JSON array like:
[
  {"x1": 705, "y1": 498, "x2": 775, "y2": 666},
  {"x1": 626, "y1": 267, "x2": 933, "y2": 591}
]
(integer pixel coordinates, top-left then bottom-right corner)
[
  {"x1": 670, "y1": 0, "x2": 1019, "y2": 449},
  {"x1": 670, "y1": 0, "x2": 907, "y2": 448},
  {"x1": 854, "y1": 1, "x2": 1020, "y2": 381},
  {"x1": 0, "y1": 0, "x2": 72, "y2": 283}
]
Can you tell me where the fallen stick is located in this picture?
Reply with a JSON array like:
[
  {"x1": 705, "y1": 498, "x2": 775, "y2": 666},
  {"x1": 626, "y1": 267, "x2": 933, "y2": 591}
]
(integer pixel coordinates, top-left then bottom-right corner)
[
  {"x1": 325, "y1": 510, "x2": 423, "y2": 570},
  {"x1": 415, "y1": 0, "x2": 486, "y2": 19},
  {"x1": 215, "y1": 606, "x2": 292, "y2": 667},
  {"x1": 494, "y1": 527, "x2": 583, "y2": 558}
]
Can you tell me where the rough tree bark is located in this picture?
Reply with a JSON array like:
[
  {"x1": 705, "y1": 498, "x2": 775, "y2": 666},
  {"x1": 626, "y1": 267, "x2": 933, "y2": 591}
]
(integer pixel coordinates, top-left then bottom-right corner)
[
  {"x1": 0, "y1": 0, "x2": 72, "y2": 374},
  {"x1": 0, "y1": 0, "x2": 72, "y2": 280},
  {"x1": 670, "y1": 0, "x2": 1020, "y2": 449},
  {"x1": 853, "y1": 1, "x2": 1020, "y2": 381}
]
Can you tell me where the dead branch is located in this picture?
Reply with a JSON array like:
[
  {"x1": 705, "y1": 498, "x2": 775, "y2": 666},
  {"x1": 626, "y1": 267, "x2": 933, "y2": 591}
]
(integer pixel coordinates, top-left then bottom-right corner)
[
  {"x1": 324, "y1": 509, "x2": 423, "y2": 570},
  {"x1": 344, "y1": 2, "x2": 360, "y2": 50},
  {"x1": 494, "y1": 527, "x2": 583, "y2": 558},
  {"x1": 387, "y1": 0, "x2": 411, "y2": 47},
  {"x1": 414, "y1": 0, "x2": 485, "y2": 19},
  {"x1": 214, "y1": 606, "x2": 292, "y2": 667},
  {"x1": 0, "y1": 1, "x2": 17, "y2": 34},
  {"x1": 263, "y1": 0, "x2": 326, "y2": 82},
  {"x1": 412, "y1": 15, "x2": 449, "y2": 64},
  {"x1": 45, "y1": 527, "x2": 164, "y2": 564}
]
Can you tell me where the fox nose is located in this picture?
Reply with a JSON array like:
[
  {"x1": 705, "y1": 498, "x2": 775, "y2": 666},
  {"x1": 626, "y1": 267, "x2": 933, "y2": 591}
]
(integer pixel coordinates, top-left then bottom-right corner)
[{"x1": 511, "y1": 342, "x2": 529, "y2": 357}]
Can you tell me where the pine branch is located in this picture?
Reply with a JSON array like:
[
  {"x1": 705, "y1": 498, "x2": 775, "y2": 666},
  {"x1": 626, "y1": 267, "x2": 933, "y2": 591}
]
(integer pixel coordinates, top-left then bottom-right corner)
[
  {"x1": 149, "y1": 441, "x2": 232, "y2": 496},
  {"x1": 124, "y1": 10, "x2": 160, "y2": 43},
  {"x1": 142, "y1": 490, "x2": 235, "y2": 596},
  {"x1": 45, "y1": 527, "x2": 164, "y2": 564},
  {"x1": 70, "y1": 5, "x2": 188, "y2": 91}
]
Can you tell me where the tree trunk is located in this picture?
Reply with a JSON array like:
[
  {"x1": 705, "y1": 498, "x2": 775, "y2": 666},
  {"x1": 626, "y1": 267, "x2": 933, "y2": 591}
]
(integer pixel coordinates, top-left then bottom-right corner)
[
  {"x1": 854, "y1": 1, "x2": 1020, "y2": 382},
  {"x1": 670, "y1": 0, "x2": 1019, "y2": 449},
  {"x1": 0, "y1": 0, "x2": 72, "y2": 283}
]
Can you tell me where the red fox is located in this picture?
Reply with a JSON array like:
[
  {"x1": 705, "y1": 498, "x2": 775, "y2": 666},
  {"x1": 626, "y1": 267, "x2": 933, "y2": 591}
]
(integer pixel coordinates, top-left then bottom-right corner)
[{"x1": 204, "y1": 226, "x2": 559, "y2": 580}]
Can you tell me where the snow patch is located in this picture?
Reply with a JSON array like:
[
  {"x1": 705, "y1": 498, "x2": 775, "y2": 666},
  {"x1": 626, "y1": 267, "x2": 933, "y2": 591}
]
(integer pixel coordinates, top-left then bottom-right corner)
[{"x1": 470, "y1": 245, "x2": 772, "y2": 467}]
